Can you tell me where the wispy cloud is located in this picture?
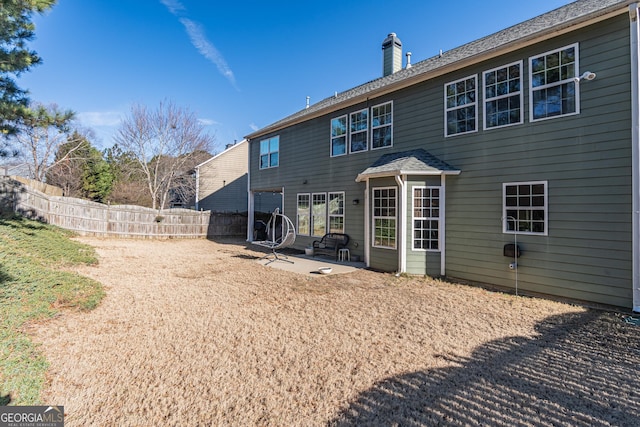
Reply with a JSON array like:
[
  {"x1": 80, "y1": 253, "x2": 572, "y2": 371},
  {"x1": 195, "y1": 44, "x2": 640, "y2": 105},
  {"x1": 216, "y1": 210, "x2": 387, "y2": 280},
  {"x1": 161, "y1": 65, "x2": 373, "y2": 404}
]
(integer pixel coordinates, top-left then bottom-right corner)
[
  {"x1": 77, "y1": 111, "x2": 122, "y2": 127},
  {"x1": 160, "y1": 0, "x2": 237, "y2": 88},
  {"x1": 198, "y1": 118, "x2": 217, "y2": 126},
  {"x1": 249, "y1": 123, "x2": 259, "y2": 132}
]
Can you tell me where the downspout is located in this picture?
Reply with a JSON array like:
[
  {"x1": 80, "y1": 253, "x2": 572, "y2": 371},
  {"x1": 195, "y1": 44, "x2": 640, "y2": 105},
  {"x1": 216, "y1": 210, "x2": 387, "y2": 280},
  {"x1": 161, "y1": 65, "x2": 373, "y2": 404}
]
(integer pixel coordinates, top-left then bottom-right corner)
[
  {"x1": 247, "y1": 141, "x2": 254, "y2": 242},
  {"x1": 364, "y1": 178, "x2": 370, "y2": 267},
  {"x1": 630, "y1": 3, "x2": 640, "y2": 312},
  {"x1": 440, "y1": 174, "x2": 447, "y2": 276},
  {"x1": 395, "y1": 175, "x2": 406, "y2": 273},
  {"x1": 195, "y1": 166, "x2": 200, "y2": 211}
]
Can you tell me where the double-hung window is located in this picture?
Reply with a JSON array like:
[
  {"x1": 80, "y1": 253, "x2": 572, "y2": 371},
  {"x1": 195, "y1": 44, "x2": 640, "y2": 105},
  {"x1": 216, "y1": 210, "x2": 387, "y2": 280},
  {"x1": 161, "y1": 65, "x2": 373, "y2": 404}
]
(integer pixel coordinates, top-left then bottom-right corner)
[
  {"x1": 530, "y1": 44, "x2": 579, "y2": 121},
  {"x1": 484, "y1": 61, "x2": 523, "y2": 129},
  {"x1": 503, "y1": 181, "x2": 548, "y2": 235},
  {"x1": 373, "y1": 187, "x2": 396, "y2": 248},
  {"x1": 371, "y1": 102, "x2": 393, "y2": 149},
  {"x1": 412, "y1": 187, "x2": 440, "y2": 250},
  {"x1": 297, "y1": 194, "x2": 310, "y2": 235},
  {"x1": 445, "y1": 75, "x2": 477, "y2": 136},
  {"x1": 259, "y1": 136, "x2": 279, "y2": 169},
  {"x1": 330, "y1": 116, "x2": 347, "y2": 157},
  {"x1": 350, "y1": 109, "x2": 368, "y2": 153},
  {"x1": 312, "y1": 193, "x2": 327, "y2": 236},
  {"x1": 328, "y1": 192, "x2": 345, "y2": 233}
]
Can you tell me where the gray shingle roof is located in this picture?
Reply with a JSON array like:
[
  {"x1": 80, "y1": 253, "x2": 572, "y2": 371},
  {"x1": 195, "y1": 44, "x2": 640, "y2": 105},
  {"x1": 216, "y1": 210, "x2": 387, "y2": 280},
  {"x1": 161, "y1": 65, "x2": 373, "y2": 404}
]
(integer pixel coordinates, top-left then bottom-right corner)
[
  {"x1": 355, "y1": 149, "x2": 460, "y2": 182},
  {"x1": 247, "y1": 0, "x2": 632, "y2": 140}
]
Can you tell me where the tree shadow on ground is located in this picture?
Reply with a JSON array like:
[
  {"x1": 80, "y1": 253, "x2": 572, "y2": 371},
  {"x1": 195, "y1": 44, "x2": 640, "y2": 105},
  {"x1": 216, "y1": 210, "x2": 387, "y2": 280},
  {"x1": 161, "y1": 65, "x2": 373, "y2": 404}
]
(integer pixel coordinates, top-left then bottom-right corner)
[{"x1": 330, "y1": 310, "x2": 640, "y2": 426}]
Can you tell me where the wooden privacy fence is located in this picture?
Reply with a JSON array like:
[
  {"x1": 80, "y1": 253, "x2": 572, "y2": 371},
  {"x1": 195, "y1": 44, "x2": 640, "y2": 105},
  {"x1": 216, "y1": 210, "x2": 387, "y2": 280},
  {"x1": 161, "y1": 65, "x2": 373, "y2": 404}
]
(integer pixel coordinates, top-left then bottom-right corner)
[{"x1": 0, "y1": 177, "x2": 214, "y2": 238}]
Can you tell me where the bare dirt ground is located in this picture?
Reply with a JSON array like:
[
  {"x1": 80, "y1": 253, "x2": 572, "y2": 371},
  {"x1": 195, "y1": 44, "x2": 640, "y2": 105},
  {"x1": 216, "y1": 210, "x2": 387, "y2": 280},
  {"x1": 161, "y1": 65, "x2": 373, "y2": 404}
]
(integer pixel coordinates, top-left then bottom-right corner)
[{"x1": 31, "y1": 238, "x2": 640, "y2": 426}]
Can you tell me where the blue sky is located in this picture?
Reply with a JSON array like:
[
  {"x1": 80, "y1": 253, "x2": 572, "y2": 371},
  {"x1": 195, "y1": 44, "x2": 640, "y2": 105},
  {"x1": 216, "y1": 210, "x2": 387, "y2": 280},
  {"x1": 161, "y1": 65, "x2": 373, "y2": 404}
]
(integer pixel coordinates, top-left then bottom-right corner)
[{"x1": 19, "y1": 0, "x2": 572, "y2": 151}]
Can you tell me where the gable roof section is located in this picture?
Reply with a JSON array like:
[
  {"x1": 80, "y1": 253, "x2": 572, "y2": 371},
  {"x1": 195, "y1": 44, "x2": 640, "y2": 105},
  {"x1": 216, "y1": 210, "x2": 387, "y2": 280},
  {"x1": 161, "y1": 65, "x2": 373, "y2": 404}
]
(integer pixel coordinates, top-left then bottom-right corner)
[
  {"x1": 356, "y1": 149, "x2": 460, "y2": 182},
  {"x1": 246, "y1": 0, "x2": 632, "y2": 141},
  {"x1": 196, "y1": 139, "x2": 247, "y2": 169}
]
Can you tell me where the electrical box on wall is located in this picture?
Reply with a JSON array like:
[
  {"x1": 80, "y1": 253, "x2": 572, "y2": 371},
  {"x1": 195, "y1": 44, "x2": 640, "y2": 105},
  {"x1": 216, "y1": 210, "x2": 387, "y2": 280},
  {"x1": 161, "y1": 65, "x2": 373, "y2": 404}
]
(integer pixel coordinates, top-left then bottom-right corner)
[{"x1": 503, "y1": 244, "x2": 521, "y2": 258}]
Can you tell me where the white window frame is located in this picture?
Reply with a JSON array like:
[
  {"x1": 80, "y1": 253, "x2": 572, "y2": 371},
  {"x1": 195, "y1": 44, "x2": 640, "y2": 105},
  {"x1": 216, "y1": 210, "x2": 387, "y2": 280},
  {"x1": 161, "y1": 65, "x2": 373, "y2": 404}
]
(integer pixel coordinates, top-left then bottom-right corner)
[
  {"x1": 371, "y1": 101, "x2": 393, "y2": 150},
  {"x1": 259, "y1": 136, "x2": 279, "y2": 169},
  {"x1": 311, "y1": 192, "x2": 327, "y2": 237},
  {"x1": 372, "y1": 186, "x2": 397, "y2": 249},
  {"x1": 349, "y1": 109, "x2": 368, "y2": 154},
  {"x1": 503, "y1": 181, "x2": 548, "y2": 236},
  {"x1": 483, "y1": 61, "x2": 523, "y2": 130},
  {"x1": 330, "y1": 115, "x2": 347, "y2": 157},
  {"x1": 412, "y1": 186, "x2": 441, "y2": 251},
  {"x1": 297, "y1": 193, "x2": 310, "y2": 236},
  {"x1": 529, "y1": 43, "x2": 580, "y2": 122},
  {"x1": 328, "y1": 192, "x2": 345, "y2": 233},
  {"x1": 444, "y1": 75, "x2": 478, "y2": 137}
]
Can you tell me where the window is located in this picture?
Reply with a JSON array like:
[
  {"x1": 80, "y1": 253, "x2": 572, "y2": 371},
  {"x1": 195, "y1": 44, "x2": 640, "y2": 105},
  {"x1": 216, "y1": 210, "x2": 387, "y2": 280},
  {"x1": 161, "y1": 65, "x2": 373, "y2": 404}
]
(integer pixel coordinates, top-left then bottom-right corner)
[
  {"x1": 503, "y1": 181, "x2": 548, "y2": 235},
  {"x1": 312, "y1": 193, "x2": 327, "y2": 236},
  {"x1": 259, "y1": 136, "x2": 279, "y2": 169},
  {"x1": 373, "y1": 187, "x2": 396, "y2": 248},
  {"x1": 484, "y1": 61, "x2": 523, "y2": 129},
  {"x1": 413, "y1": 187, "x2": 440, "y2": 250},
  {"x1": 371, "y1": 102, "x2": 393, "y2": 149},
  {"x1": 328, "y1": 192, "x2": 345, "y2": 233},
  {"x1": 330, "y1": 116, "x2": 347, "y2": 157},
  {"x1": 350, "y1": 109, "x2": 368, "y2": 153},
  {"x1": 297, "y1": 194, "x2": 310, "y2": 235},
  {"x1": 530, "y1": 44, "x2": 578, "y2": 121},
  {"x1": 445, "y1": 75, "x2": 477, "y2": 136}
]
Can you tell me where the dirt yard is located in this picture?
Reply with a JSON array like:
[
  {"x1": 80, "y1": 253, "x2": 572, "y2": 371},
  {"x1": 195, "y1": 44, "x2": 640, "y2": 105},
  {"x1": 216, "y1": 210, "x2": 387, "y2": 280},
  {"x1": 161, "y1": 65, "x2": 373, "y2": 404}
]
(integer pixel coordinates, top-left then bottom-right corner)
[{"x1": 31, "y1": 238, "x2": 640, "y2": 426}]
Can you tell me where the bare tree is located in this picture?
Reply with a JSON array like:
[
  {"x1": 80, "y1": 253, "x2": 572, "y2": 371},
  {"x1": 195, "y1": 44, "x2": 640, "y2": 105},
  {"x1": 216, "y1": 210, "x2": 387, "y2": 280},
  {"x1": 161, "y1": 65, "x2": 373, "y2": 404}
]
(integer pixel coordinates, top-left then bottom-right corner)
[
  {"x1": 114, "y1": 101, "x2": 215, "y2": 210},
  {"x1": 7, "y1": 103, "x2": 85, "y2": 182}
]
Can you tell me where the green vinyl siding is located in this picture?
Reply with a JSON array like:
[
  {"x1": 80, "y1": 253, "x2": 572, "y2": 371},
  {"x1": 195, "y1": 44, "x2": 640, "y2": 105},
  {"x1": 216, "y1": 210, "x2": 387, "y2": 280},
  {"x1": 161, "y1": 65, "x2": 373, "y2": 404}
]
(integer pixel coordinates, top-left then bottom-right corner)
[{"x1": 249, "y1": 14, "x2": 634, "y2": 307}]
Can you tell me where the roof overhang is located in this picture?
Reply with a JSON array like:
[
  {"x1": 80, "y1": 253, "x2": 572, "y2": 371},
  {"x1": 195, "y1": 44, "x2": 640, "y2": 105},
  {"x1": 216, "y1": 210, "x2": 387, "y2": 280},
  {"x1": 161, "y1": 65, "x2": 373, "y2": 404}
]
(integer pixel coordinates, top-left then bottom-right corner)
[{"x1": 355, "y1": 169, "x2": 460, "y2": 182}]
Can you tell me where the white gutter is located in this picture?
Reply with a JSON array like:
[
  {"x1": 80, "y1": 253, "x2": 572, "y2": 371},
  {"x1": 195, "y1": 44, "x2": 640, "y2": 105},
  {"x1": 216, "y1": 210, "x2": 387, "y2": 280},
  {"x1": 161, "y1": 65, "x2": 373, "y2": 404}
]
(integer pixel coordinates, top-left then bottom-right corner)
[
  {"x1": 395, "y1": 175, "x2": 406, "y2": 273},
  {"x1": 195, "y1": 166, "x2": 200, "y2": 211},
  {"x1": 246, "y1": 141, "x2": 253, "y2": 242},
  {"x1": 364, "y1": 178, "x2": 370, "y2": 267},
  {"x1": 440, "y1": 174, "x2": 447, "y2": 277},
  {"x1": 630, "y1": 3, "x2": 640, "y2": 312}
]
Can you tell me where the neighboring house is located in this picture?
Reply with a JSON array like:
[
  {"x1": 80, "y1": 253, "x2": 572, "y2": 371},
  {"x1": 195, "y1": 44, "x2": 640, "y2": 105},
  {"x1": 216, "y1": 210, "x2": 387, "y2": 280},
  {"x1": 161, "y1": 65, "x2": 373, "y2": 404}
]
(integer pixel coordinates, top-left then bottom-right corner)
[
  {"x1": 247, "y1": 0, "x2": 640, "y2": 311},
  {"x1": 196, "y1": 139, "x2": 280, "y2": 214}
]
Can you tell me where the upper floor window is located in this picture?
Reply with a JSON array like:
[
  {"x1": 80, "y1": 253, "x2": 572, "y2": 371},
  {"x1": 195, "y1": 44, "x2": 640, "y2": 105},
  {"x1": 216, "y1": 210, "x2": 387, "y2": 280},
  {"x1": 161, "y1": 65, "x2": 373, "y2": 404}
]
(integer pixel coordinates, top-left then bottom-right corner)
[
  {"x1": 259, "y1": 136, "x2": 279, "y2": 169},
  {"x1": 371, "y1": 101, "x2": 393, "y2": 149},
  {"x1": 330, "y1": 116, "x2": 347, "y2": 157},
  {"x1": 350, "y1": 109, "x2": 368, "y2": 153},
  {"x1": 372, "y1": 187, "x2": 397, "y2": 249},
  {"x1": 483, "y1": 61, "x2": 523, "y2": 129},
  {"x1": 529, "y1": 44, "x2": 579, "y2": 121},
  {"x1": 503, "y1": 181, "x2": 548, "y2": 235},
  {"x1": 445, "y1": 75, "x2": 477, "y2": 137}
]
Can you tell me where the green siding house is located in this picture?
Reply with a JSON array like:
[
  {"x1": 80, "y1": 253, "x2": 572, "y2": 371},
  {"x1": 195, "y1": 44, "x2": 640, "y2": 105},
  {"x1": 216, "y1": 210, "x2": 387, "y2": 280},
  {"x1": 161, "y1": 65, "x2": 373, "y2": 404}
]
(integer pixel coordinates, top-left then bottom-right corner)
[{"x1": 246, "y1": 0, "x2": 640, "y2": 311}]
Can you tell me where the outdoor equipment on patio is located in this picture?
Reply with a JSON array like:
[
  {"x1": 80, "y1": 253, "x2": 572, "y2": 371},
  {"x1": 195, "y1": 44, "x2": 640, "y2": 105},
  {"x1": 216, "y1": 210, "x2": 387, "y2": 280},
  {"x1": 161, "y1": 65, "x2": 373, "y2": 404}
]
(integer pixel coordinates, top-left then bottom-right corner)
[{"x1": 252, "y1": 208, "x2": 296, "y2": 264}]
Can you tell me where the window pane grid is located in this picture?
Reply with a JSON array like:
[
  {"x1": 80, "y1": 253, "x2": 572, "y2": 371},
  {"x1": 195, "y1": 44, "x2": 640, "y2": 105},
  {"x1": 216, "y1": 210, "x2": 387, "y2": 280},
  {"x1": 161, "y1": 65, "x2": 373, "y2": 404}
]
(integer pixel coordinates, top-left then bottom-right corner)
[
  {"x1": 530, "y1": 44, "x2": 578, "y2": 121},
  {"x1": 312, "y1": 193, "x2": 326, "y2": 237},
  {"x1": 259, "y1": 136, "x2": 279, "y2": 169},
  {"x1": 503, "y1": 182, "x2": 547, "y2": 235},
  {"x1": 371, "y1": 102, "x2": 393, "y2": 149},
  {"x1": 328, "y1": 192, "x2": 345, "y2": 233},
  {"x1": 413, "y1": 187, "x2": 440, "y2": 251},
  {"x1": 331, "y1": 116, "x2": 347, "y2": 157},
  {"x1": 297, "y1": 194, "x2": 310, "y2": 235},
  {"x1": 350, "y1": 110, "x2": 368, "y2": 153},
  {"x1": 484, "y1": 62, "x2": 522, "y2": 129},
  {"x1": 445, "y1": 76, "x2": 477, "y2": 136},
  {"x1": 373, "y1": 187, "x2": 397, "y2": 248}
]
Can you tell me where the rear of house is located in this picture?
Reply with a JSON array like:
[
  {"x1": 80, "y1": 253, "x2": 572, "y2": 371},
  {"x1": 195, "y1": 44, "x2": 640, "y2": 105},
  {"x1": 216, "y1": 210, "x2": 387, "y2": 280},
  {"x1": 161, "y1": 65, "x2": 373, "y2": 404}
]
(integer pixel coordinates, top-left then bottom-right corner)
[{"x1": 247, "y1": 0, "x2": 640, "y2": 310}]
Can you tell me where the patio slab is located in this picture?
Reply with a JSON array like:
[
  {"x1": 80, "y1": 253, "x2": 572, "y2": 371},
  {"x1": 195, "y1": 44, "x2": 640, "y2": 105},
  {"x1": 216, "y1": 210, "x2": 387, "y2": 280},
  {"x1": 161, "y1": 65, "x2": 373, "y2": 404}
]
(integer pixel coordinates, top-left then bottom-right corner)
[{"x1": 255, "y1": 253, "x2": 366, "y2": 276}]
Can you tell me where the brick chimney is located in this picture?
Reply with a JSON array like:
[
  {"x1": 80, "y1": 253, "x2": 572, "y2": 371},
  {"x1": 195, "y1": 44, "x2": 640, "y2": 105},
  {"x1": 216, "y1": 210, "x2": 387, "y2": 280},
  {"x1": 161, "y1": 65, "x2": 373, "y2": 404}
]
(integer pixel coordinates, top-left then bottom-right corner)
[{"x1": 382, "y1": 33, "x2": 402, "y2": 77}]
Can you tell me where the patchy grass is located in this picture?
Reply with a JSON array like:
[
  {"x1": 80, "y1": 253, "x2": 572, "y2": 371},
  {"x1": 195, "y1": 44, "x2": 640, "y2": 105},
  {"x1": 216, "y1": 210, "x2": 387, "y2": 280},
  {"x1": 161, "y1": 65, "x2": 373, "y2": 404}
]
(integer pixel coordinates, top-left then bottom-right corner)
[{"x1": 0, "y1": 214, "x2": 104, "y2": 405}]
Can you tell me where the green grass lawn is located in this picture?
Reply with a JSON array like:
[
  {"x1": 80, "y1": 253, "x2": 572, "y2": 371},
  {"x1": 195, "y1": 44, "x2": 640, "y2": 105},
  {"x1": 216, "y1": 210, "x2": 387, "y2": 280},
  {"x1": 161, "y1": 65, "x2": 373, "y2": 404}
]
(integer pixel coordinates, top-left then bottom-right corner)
[{"x1": 0, "y1": 214, "x2": 104, "y2": 406}]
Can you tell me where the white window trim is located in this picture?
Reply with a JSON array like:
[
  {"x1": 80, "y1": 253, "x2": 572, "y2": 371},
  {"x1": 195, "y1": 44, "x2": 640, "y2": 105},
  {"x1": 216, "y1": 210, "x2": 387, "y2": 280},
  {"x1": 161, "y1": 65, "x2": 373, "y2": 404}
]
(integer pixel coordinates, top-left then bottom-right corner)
[
  {"x1": 412, "y1": 186, "x2": 441, "y2": 252},
  {"x1": 483, "y1": 60, "x2": 524, "y2": 131},
  {"x1": 296, "y1": 193, "x2": 310, "y2": 236},
  {"x1": 372, "y1": 186, "x2": 397, "y2": 249},
  {"x1": 259, "y1": 136, "x2": 279, "y2": 170},
  {"x1": 330, "y1": 115, "x2": 348, "y2": 158},
  {"x1": 349, "y1": 109, "x2": 369, "y2": 154},
  {"x1": 444, "y1": 74, "x2": 478, "y2": 137},
  {"x1": 311, "y1": 192, "x2": 327, "y2": 237},
  {"x1": 328, "y1": 191, "x2": 345, "y2": 233},
  {"x1": 502, "y1": 181, "x2": 548, "y2": 236},
  {"x1": 529, "y1": 43, "x2": 580, "y2": 123},
  {"x1": 371, "y1": 101, "x2": 393, "y2": 151}
]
